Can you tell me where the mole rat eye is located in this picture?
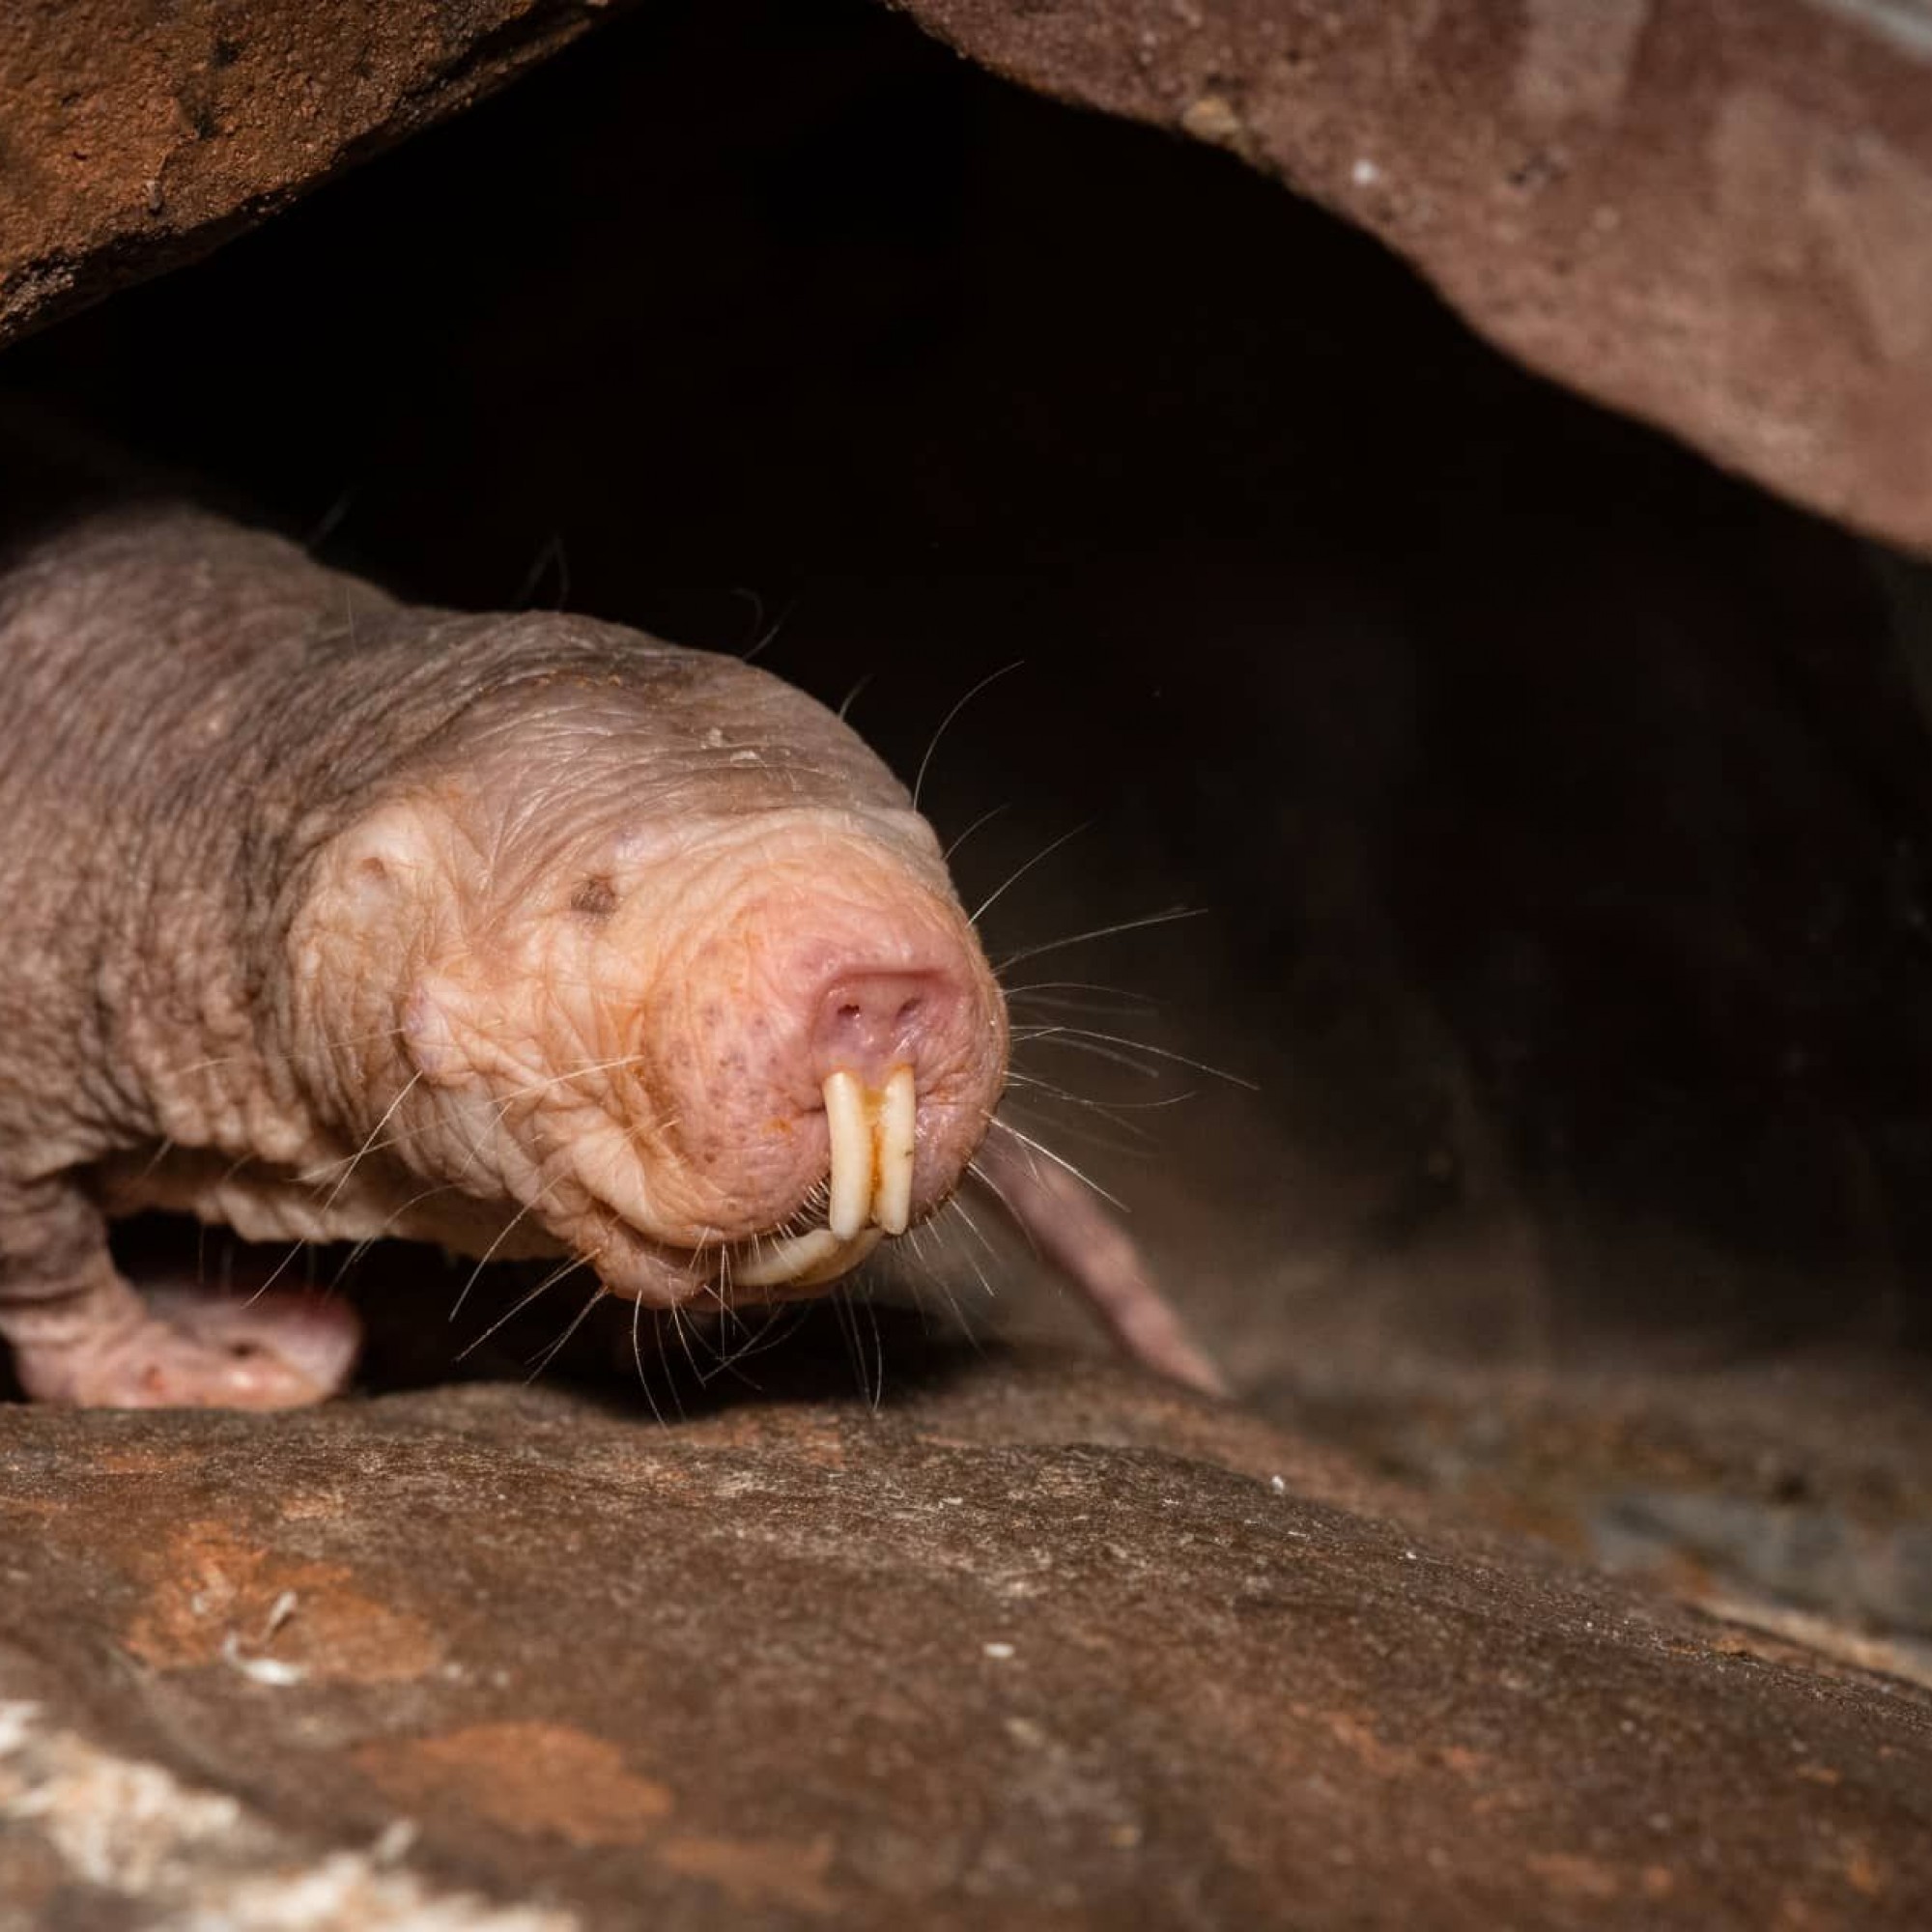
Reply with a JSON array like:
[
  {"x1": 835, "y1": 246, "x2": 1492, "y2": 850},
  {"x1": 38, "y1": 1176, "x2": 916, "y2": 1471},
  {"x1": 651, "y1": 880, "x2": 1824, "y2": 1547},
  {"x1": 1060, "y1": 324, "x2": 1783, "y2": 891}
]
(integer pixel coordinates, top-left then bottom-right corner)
[{"x1": 569, "y1": 876, "x2": 620, "y2": 920}]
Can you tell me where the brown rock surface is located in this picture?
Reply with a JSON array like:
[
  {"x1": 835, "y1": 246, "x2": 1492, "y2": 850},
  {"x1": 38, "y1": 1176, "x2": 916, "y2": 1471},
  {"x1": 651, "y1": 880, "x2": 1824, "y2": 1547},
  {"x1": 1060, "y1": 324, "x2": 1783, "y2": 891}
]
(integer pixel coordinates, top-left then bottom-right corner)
[
  {"x1": 10, "y1": 2, "x2": 1932, "y2": 551},
  {"x1": 1257, "y1": 1346, "x2": 1932, "y2": 1690},
  {"x1": 0, "y1": 1326, "x2": 1928, "y2": 1928},
  {"x1": 891, "y1": 0, "x2": 1932, "y2": 553},
  {"x1": 0, "y1": 0, "x2": 629, "y2": 350}
]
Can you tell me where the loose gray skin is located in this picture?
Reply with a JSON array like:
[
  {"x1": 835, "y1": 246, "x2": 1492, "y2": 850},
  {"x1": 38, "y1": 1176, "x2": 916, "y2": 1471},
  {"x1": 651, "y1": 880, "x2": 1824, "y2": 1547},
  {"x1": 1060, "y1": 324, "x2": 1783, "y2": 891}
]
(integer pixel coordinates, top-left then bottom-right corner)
[{"x1": 0, "y1": 497, "x2": 1222, "y2": 1407}]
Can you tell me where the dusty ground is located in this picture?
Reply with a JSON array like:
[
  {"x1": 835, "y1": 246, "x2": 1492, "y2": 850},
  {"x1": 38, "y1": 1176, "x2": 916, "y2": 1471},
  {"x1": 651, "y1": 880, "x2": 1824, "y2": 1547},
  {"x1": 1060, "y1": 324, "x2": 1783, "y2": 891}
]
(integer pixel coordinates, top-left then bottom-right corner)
[{"x1": 1, "y1": 1311, "x2": 1929, "y2": 1929}]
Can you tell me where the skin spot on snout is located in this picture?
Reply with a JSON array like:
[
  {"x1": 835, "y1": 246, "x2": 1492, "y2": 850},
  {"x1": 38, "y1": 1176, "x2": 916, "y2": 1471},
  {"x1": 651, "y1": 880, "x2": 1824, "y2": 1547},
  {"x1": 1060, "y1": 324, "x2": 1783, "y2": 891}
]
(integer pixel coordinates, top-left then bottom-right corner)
[{"x1": 570, "y1": 876, "x2": 619, "y2": 920}]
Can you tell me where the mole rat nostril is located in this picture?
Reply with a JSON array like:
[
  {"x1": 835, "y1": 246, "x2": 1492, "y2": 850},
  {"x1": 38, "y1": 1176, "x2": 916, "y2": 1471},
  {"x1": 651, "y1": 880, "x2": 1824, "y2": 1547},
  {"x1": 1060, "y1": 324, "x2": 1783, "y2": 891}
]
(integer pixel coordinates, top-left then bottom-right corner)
[{"x1": 810, "y1": 971, "x2": 939, "y2": 1086}]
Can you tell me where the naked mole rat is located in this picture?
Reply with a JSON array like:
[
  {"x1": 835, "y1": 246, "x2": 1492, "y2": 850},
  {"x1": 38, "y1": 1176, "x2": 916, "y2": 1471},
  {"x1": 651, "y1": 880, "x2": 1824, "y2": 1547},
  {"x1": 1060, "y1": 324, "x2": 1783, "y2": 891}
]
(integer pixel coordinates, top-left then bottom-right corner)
[{"x1": 0, "y1": 468, "x2": 1222, "y2": 1408}]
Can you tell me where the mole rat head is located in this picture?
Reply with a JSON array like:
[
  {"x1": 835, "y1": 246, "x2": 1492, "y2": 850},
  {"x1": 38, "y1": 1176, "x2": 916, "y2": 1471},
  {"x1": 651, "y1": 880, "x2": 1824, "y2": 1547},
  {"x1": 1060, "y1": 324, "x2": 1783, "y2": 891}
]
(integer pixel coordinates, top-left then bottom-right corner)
[{"x1": 294, "y1": 643, "x2": 1009, "y2": 1308}]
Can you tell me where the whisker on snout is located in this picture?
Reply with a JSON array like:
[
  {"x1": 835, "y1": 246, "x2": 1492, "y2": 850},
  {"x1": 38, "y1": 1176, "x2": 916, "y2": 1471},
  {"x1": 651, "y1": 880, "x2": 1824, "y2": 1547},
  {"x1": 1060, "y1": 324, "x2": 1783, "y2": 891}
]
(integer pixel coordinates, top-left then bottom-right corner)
[
  {"x1": 526, "y1": 1282, "x2": 610, "y2": 1383},
  {"x1": 456, "y1": 1254, "x2": 590, "y2": 1362}
]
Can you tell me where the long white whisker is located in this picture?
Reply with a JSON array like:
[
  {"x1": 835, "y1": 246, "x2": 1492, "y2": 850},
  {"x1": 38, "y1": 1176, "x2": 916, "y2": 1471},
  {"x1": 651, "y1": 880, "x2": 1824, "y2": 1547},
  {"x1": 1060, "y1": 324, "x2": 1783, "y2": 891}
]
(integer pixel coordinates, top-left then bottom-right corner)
[
  {"x1": 318, "y1": 1071, "x2": 424, "y2": 1210},
  {"x1": 449, "y1": 1191, "x2": 549, "y2": 1323},
  {"x1": 968, "y1": 1156, "x2": 1037, "y2": 1259},
  {"x1": 737, "y1": 588, "x2": 798, "y2": 665},
  {"x1": 1005, "y1": 1066, "x2": 1188, "y2": 1121},
  {"x1": 298, "y1": 1048, "x2": 655, "y2": 1187},
  {"x1": 527, "y1": 1285, "x2": 610, "y2": 1382},
  {"x1": 325, "y1": 1178, "x2": 467, "y2": 1292},
  {"x1": 836, "y1": 672, "x2": 874, "y2": 722},
  {"x1": 970, "y1": 821, "x2": 1091, "y2": 929},
  {"x1": 943, "y1": 802, "x2": 1009, "y2": 864},
  {"x1": 1009, "y1": 1031, "x2": 1168, "y2": 1081},
  {"x1": 985, "y1": 1117, "x2": 1128, "y2": 1210},
  {"x1": 456, "y1": 1255, "x2": 588, "y2": 1360},
  {"x1": 994, "y1": 907, "x2": 1207, "y2": 973},
  {"x1": 999, "y1": 1096, "x2": 1163, "y2": 1163},
  {"x1": 948, "y1": 1191, "x2": 1000, "y2": 1270},
  {"x1": 668, "y1": 1298, "x2": 710, "y2": 1384},
  {"x1": 1014, "y1": 1025, "x2": 1257, "y2": 1090},
  {"x1": 913, "y1": 661, "x2": 1023, "y2": 812},
  {"x1": 629, "y1": 1293, "x2": 670, "y2": 1427},
  {"x1": 1003, "y1": 978, "x2": 1161, "y2": 1012}
]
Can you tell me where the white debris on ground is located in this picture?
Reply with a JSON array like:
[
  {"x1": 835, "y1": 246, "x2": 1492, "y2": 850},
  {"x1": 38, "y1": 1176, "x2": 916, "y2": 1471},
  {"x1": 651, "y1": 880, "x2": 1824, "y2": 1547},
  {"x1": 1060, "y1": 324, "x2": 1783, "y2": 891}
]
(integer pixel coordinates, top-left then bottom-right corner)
[{"x1": 0, "y1": 1701, "x2": 572, "y2": 1932}]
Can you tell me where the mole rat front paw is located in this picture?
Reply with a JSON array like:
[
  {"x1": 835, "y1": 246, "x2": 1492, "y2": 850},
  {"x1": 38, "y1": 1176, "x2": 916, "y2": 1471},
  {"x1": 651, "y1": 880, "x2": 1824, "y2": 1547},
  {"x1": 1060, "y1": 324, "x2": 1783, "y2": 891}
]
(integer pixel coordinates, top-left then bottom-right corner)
[{"x1": 13, "y1": 1288, "x2": 362, "y2": 1410}]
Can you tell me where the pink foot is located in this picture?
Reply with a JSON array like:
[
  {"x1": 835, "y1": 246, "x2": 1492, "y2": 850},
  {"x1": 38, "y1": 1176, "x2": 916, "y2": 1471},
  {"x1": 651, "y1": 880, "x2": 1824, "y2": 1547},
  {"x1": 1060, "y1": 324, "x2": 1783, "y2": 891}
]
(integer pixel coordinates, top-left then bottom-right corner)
[{"x1": 14, "y1": 1287, "x2": 361, "y2": 1409}]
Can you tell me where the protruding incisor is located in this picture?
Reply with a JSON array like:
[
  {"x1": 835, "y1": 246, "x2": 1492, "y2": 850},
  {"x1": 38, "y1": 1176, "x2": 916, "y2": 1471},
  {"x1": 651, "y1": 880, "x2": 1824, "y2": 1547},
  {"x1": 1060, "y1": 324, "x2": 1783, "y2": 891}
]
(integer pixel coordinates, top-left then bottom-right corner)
[
  {"x1": 824, "y1": 1069, "x2": 872, "y2": 1241},
  {"x1": 820, "y1": 1065, "x2": 919, "y2": 1244},
  {"x1": 873, "y1": 1065, "x2": 916, "y2": 1236}
]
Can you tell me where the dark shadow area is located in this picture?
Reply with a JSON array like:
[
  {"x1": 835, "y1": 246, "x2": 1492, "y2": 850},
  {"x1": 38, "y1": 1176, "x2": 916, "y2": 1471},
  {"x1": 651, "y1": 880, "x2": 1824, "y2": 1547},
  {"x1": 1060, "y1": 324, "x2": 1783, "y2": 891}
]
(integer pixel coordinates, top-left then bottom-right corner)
[
  {"x1": 9, "y1": 0, "x2": 1932, "y2": 1404},
  {"x1": 105, "y1": 1211, "x2": 1001, "y2": 1419}
]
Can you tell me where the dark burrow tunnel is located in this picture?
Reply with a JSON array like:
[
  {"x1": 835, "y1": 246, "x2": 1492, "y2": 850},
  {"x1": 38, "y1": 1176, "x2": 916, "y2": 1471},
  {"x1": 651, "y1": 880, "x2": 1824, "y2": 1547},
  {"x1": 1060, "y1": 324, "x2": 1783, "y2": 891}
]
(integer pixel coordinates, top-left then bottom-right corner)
[
  {"x1": 12, "y1": 0, "x2": 1932, "y2": 1635},
  {"x1": 4, "y1": 0, "x2": 1932, "y2": 1904}
]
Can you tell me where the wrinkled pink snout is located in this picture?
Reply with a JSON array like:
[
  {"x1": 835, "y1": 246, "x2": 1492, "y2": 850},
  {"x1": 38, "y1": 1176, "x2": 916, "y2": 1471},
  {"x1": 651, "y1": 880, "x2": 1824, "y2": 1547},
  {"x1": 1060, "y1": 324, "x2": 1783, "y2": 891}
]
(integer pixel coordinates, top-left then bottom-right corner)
[
  {"x1": 810, "y1": 969, "x2": 951, "y2": 1091},
  {"x1": 641, "y1": 867, "x2": 1008, "y2": 1269}
]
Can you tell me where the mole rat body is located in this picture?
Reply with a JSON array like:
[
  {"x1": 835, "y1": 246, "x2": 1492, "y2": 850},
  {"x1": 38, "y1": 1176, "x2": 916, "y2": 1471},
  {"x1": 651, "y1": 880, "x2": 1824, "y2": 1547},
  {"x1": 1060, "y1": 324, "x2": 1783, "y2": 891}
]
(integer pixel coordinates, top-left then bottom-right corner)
[{"x1": 0, "y1": 498, "x2": 1219, "y2": 1407}]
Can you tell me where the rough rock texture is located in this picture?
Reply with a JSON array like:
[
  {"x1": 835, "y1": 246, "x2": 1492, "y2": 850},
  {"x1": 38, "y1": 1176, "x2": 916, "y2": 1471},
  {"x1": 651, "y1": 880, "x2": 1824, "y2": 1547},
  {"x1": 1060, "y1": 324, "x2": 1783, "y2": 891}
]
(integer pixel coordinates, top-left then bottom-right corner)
[
  {"x1": 889, "y1": 0, "x2": 1932, "y2": 554},
  {"x1": 0, "y1": 1328, "x2": 1929, "y2": 1929},
  {"x1": 0, "y1": 0, "x2": 630, "y2": 348},
  {"x1": 10, "y1": 2, "x2": 1932, "y2": 551},
  {"x1": 1259, "y1": 1349, "x2": 1932, "y2": 1690}
]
